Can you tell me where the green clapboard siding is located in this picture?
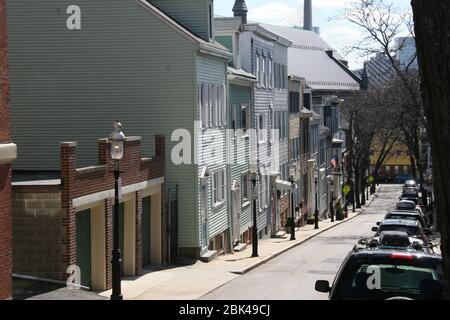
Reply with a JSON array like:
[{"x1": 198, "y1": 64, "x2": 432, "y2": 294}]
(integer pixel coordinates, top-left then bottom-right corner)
[
  {"x1": 7, "y1": 0, "x2": 200, "y2": 251},
  {"x1": 149, "y1": 0, "x2": 210, "y2": 40},
  {"x1": 196, "y1": 53, "x2": 229, "y2": 244},
  {"x1": 216, "y1": 35, "x2": 233, "y2": 53},
  {"x1": 229, "y1": 84, "x2": 252, "y2": 232},
  {"x1": 142, "y1": 196, "x2": 151, "y2": 266},
  {"x1": 76, "y1": 210, "x2": 91, "y2": 288}
]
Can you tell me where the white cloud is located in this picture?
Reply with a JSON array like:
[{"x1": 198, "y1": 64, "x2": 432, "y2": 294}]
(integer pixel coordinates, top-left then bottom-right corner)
[
  {"x1": 311, "y1": 0, "x2": 351, "y2": 9},
  {"x1": 248, "y1": 2, "x2": 296, "y2": 24}
]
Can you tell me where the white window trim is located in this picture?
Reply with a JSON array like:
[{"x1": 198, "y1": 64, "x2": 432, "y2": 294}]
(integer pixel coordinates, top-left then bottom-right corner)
[{"x1": 212, "y1": 170, "x2": 226, "y2": 208}]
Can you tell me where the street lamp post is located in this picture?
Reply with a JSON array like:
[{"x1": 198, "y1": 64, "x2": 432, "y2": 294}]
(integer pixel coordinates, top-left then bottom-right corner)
[
  {"x1": 110, "y1": 121, "x2": 125, "y2": 301},
  {"x1": 289, "y1": 175, "x2": 296, "y2": 241},
  {"x1": 329, "y1": 176, "x2": 335, "y2": 222},
  {"x1": 314, "y1": 175, "x2": 319, "y2": 229},
  {"x1": 250, "y1": 162, "x2": 259, "y2": 257}
]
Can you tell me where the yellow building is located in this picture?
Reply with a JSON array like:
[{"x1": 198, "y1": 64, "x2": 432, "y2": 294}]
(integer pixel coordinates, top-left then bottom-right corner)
[{"x1": 370, "y1": 141, "x2": 414, "y2": 182}]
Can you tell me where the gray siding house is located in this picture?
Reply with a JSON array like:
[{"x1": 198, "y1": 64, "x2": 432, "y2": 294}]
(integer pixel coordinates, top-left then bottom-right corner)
[
  {"x1": 236, "y1": 18, "x2": 291, "y2": 239},
  {"x1": 263, "y1": 23, "x2": 360, "y2": 220},
  {"x1": 215, "y1": 17, "x2": 256, "y2": 246},
  {"x1": 7, "y1": 0, "x2": 233, "y2": 260}
]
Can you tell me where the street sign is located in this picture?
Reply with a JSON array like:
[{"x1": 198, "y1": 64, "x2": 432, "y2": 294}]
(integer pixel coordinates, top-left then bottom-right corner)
[
  {"x1": 368, "y1": 175, "x2": 374, "y2": 183},
  {"x1": 343, "y1": 184, "x2": 351, "y2": 195}
]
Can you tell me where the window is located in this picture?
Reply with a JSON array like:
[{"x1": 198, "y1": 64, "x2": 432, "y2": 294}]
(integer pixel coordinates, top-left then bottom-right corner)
[
  {"x1": 221, "y1": 85, "x2": 226, "y2": 127},
  {"x1": 262, "y1": 56, "x2": 266, "y2": 88},
  {"x1": 290, "y1": 92, "x2": 300, "y2": 113},
  {"x1": 212, "y1": 170, "x2": 226, "y2": 205},
  {"x1": 208, "y1": 1, "x2": 213, "y2": 40},
  {"x1": 258, "y1": 114, "x2": 266, "y2": 142},
  {"x1": 199, "y1": 84, "x2": 208, "y2": 128},
  {"x1": 395, "y1": 166, "x2": 400, "y2": 174},
  {"x1": 208, "y1": 84, "x2": 214, "y2": 127},
  {"x1": 303, "y1": 93, "x2": 311, "y2": 110},
  {"x1": 385, "y1": 165, "x2": 391, "y2": 173},
  {"x1": 242, "y1": 172, "x2": 250, "y2": 204},
  {"x1": 268, "y1": 59, "x2": 273, "y2": 88},
  {"x1": 256, "y1": 55, "x2": 260, "y2": 86},
  {"x1": 240, "y1": 105, "x2": 247, "y2": 130}
]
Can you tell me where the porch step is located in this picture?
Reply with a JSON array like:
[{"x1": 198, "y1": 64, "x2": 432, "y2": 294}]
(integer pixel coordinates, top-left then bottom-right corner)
[
  {"x1": 234, "y1": 243, "x2": 247, "y2": 252},
  {"x1": 274, "y1": 231, "x2": 287, "y2": 238},
  {"x1": 200, "y1": 250, "x2": 217, "y2": 263}
]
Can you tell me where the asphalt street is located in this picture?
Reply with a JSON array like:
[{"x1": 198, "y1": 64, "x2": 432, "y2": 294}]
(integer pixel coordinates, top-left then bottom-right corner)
[{"x1": 201, "y1": 185, "x2": 402, "y2": 300}]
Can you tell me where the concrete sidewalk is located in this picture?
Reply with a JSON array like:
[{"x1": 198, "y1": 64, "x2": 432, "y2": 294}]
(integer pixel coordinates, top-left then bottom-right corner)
[{"x1": 100, "y1": 191, "x2": 380, "y2": 300}]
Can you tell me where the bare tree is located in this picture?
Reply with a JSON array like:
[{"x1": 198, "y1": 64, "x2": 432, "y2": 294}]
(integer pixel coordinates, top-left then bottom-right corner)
[
  {"x1": 346, "y1": 0, "x2": 427, "y2": 203},
  {"x1": 412, "y1": 0, "x2": 450, "y2": 297},
  {"x1": 342, "y1": 87, "x2": 401, "y2": 206}
]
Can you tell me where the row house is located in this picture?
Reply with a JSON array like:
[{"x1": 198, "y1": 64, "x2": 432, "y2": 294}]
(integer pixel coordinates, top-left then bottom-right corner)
[
  {"x1": 264, "y1": 10, "x2": 360, "y2": 221},
  {"x1": 0, "y1": 0, "x2": 17, "y2": 300},
  {"x1": 233, "y1": 4, "x2": 292, "y2": 239},
  {"x1": 214, "y1": 16, "x2": 257, "y2": 248},
  {"x1": 6, "y1": 0, "x2": 233, "y2": 276}
]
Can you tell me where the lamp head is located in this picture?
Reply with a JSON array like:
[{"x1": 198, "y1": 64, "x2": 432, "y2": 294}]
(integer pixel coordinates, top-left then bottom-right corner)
[{"x1": 110, "y1": 121, "x2": 126, "y2": 160}]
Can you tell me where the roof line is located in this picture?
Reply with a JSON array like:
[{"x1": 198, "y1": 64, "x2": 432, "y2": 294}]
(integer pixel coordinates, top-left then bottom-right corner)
[
  {"x1": 325, "y1": 50, "x2": 362, "y2": 87},
  {"x1": 137, "y1": 0, "x2": 232, "y2": 60}
]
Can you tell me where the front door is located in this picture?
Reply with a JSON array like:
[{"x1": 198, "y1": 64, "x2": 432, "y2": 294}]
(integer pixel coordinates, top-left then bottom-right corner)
[
  {"x1": 201, "y1": 184, "x2": 209, "y2": 252},
  {"x1": 232, "y1": 188, "x2": 240, "y2": 244},
  {"x1": 76, "y1": 209, "x2": 91, "y2": 289},
  {"x1": 142, "y1": 196, "x2": 151, "y2": 267}
]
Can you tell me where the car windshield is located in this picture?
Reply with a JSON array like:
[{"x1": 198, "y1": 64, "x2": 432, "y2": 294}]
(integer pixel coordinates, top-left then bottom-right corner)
[
  {"x1": 387, "y1": 215, "x2": 426, "y2": 228},
  {"x1": 387, "y1": 214, "x2": 417, "y2": 221},
  {"x1": 379, "y1": 225, "x2": 419, "y2": 236},
  {"x1": 333, "y1": 257, "x2": 444, "y2": 300}
]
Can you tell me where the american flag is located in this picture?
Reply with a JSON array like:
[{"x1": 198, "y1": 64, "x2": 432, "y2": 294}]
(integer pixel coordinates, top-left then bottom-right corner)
[{"x1": 330, "y1": 155, "x2": 338, "y2": 169}]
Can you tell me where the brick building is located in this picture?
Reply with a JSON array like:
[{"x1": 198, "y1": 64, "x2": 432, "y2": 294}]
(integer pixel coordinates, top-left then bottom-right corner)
[
  {"x1": 0, "y1": 0, "x2": 17, "y2": 300},
  {"x1": 12, "y1": 136, "x2": 165, "y2": 291}
]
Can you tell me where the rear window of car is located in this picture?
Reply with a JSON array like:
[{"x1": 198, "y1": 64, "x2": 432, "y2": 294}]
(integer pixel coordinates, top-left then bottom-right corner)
[
  {"x1": 333, "y1": 257, "x2": 444, "y2": 300},
  {"x1": 379, "y1": 225, "x2": 419, "y2": 236},
  {"x1": 387, "y1": 214, "x2": 417, "y2": 221}
]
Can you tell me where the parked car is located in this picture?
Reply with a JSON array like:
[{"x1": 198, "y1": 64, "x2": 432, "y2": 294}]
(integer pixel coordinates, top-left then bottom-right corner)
[
  {"x1": 382, "y1": 210, "x2": 429, "y2": 229},
  {"x1": 372, "y1": 219, "x2": 430, "y2": 243},
  {"x1": 315, "y1": 232, "x2": 444, "y2": 300},
  {"x1": 396, "y1": 200, "x2": 418, "y2": 211},
  {"x1": 396, "y1": 200, "x2": 425, "y2": 216},
  {"x1": 404, "y1": 180, "x2": 417, "y2": 188},
  {"x1": 399, "y1": 196, "x2": 422, "y2": 206}
]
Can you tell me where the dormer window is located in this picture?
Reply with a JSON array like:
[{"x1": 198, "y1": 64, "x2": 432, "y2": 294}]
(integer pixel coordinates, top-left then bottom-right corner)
[{"x1": 209, "y1": 1, "x2": 214, "y2": 40}]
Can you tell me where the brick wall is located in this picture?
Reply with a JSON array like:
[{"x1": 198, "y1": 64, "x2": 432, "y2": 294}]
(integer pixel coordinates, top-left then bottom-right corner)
[
  {"x1": 12, "y1": 188, "x2": 63, "y2": 280},
  {"x1": 59, "y1": 136, "x2": 166, "y2": 289},
  {"x1": 11, "y1": 136, "x2": 166, "y2": 290},
  {"x1": 0, "y1": 0, "x2": 12, "y2": 300}
]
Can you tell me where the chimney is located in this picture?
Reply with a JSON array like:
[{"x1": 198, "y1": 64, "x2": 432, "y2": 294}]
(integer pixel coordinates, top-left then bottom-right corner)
[
  {"x1": 303, "y1": 0, "x2": 312, "y2": 31},
  {"x1": 233, "y1": 0, "x2": 248, "y2": 25}
]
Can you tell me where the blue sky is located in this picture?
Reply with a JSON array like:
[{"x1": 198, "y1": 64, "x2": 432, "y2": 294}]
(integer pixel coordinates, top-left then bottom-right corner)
[{"x1": 215, "y1": 0, "x2": 413, "y2": 69}]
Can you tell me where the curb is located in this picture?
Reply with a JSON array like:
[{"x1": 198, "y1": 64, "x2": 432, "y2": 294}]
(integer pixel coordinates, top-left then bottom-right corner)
[{"x1": 231, "y1": 188, "x2": 381, "y2": 275}]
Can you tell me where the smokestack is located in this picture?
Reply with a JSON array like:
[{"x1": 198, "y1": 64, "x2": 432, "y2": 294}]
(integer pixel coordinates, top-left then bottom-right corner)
[
  {"x1": 233, "y1": 0, "x2": 248, "y2": 25},
  {"x1": 303, "y1": 0, "x2": 312, "y2": 31}
]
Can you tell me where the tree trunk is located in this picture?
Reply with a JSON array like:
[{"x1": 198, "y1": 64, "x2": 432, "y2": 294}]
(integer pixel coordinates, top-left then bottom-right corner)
[
  {"x1": 360, "y1": 168, "x2": 366, "y2": 206},
  {"x1": 355, "y1": 170, "x2": 361, "y2": 208},
  {"x1": 412, "y1": 0, "x2": 450, "y2": 298},
  {"x1": 409, "y1": 154, "x2": 417, "y2": 180}
]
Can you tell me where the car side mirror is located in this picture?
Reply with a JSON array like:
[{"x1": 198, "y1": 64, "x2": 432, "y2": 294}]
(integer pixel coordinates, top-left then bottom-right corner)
[
  {"x1": 372, "y1": 226, "x2": 379, "y2": 232},
  {"x1": 315, "y1": 280, "x2": 331, "y2": 293},
  {"x1": 376, "y1": 221, "x2": 381, "y2": 226}
]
